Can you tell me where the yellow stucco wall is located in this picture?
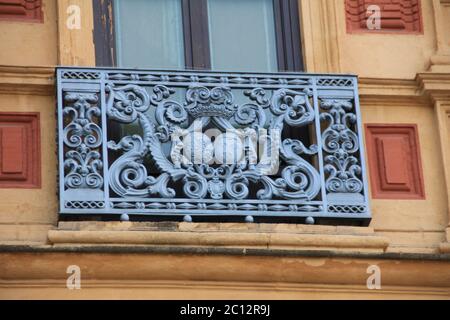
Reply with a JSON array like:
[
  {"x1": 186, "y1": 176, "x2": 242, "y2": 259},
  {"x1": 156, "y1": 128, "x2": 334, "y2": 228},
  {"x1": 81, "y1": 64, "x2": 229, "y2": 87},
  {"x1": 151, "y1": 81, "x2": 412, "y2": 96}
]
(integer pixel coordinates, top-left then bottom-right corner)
[
  {"x1": 339, "y1": 0, "x2": 437, "y2": 78},
  {"x1": 0, "y1": 0, "x2": 58, "y2": 66},
  {"x1": 362, "y1": 102, "x2": 448, "y2": 251},
  {"x1": 0, "y1": 0, "x2": 449, "y2": 299}
]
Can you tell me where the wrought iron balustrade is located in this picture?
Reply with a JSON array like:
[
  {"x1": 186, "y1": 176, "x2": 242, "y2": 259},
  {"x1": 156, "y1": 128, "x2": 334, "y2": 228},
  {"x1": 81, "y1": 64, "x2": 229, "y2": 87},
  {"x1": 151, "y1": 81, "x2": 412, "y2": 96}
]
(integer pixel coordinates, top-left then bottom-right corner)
[{"x1": 57, "y1": 67, "x2": 370, "y2": 223}]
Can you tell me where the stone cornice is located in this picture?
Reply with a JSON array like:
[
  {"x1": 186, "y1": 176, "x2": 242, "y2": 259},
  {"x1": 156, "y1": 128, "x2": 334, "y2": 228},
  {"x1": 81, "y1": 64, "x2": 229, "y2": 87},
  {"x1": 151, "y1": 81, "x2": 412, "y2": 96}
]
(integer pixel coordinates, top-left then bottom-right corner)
[
  {"x1": 358, "y1": 77, "x2": 424, "y2": 104},
  {"x1": 0, "y1": 65, "x2": 450, "y2": 104},
  {"x1": 0, "y1": 250, "x2": 449, "y2": 291},
  {"x1": 357, "y1": 73, "x2": 450, "y2": 105},
  {"x1": 416, "y1": 72, "x2": 450, "y2": 102},
  {"x1": 0, "y1": 65, "x2": 55, "y2": 95},
  {"x1": 1, "y1": 244, "x2": 449, "y2": 261}
]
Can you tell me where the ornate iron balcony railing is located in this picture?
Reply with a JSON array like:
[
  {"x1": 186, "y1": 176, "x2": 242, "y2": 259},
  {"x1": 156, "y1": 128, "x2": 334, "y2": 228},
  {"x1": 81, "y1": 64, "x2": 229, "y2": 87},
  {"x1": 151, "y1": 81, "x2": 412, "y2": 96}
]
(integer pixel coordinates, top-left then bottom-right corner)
[{"x1": 57, "y1": 67, "x2": 371, "y2": 224}]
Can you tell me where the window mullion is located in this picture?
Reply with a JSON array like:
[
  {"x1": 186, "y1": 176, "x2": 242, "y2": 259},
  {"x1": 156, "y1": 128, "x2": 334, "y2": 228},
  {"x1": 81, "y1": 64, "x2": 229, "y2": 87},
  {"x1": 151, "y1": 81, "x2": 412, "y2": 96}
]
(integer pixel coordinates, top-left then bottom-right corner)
[
  {"x1": 273, "y1": 0, "x2": 303, "y2": 72},
  {"x1": 184, "y1": 0, "x2": 211, "y2": 70},
  {"x1": 93, "y1": 0, "x2": 116, "y2": 67},
  {"x1": 287, "y1": 0, "x2": 304, "y2": 71},
  {"x1": 273, "y1": 0, "x2": 287, "y2": 71}
]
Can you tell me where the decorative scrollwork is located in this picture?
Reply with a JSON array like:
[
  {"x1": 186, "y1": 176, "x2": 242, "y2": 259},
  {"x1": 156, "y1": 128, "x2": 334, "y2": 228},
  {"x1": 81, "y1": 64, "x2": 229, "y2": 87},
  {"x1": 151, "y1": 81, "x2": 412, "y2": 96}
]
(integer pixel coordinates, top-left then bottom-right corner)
[
  {"x1": 106, "y1": 84, "x2": 150, "y2": 123},
  {"x1": 270, "y1": 88, "x2": 314, "y2": 127},
  {"x1": 185, "y1": 86, "x2": 237, "y2": 119},
  {"x1": 234, "y1": 103, "x2": 266, "y2": 128},
  {"x1": 63, "y1": 92, "x2": 103, "y2": 189},
  {"x1": 244, "y1": 88, "x2": 271, "y2": 108},
  {"x1": 156, "y1": 100, "x2": 188, "y2": 126},
  {"x1": 320, "y1": 99, "x2": 363, "y2": 194},
  {"x1": 183, "y1": 167, "x2": 208, "y2": 199},
  {"x1": 108, "y1": 135, "x2": 176, "y2": 198},
  {"x1": 64, "y1": 148, "x2": 103, "y2": 189},
  {"x1": 104, "y1": 84, "x2": 322, "y2": 202},
  {"x1": 58, "y1": 68, "x2": 369, "y2": 220}
]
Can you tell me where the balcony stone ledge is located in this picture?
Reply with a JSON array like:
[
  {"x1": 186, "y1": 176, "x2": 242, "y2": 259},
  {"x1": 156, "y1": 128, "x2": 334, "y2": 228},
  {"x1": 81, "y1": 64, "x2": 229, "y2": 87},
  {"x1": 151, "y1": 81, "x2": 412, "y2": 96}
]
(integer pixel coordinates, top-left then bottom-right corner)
[
  {"x1": 440, "y1": 228, "x2": 450, "y2": 253},
  {"x1": 47, "y1": 221, "x2": 390, "y2": 254}
]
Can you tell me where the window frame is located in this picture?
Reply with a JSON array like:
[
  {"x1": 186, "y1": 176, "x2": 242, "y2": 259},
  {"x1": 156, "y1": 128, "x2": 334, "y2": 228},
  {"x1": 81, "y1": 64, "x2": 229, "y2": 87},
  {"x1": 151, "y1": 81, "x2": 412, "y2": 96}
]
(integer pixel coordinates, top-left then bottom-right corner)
[{"x1": 93, "y1": 0, "x2": 304, "y2": 72}]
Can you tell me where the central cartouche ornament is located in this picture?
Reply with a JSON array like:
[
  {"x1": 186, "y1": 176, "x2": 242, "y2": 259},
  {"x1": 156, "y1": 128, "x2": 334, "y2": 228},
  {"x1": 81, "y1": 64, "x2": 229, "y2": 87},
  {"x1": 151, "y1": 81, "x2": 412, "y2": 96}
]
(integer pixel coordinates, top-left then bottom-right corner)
[{"x1": 185, "y1": 86, "x2": 238, "y2": 119}]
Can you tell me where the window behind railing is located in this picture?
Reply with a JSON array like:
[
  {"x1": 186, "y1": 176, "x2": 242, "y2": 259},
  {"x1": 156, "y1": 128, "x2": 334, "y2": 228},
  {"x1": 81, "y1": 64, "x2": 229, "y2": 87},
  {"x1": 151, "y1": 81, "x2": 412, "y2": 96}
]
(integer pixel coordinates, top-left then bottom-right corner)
[{"x1": 93, "y1": 0, "x2": 304, "y2": 72}]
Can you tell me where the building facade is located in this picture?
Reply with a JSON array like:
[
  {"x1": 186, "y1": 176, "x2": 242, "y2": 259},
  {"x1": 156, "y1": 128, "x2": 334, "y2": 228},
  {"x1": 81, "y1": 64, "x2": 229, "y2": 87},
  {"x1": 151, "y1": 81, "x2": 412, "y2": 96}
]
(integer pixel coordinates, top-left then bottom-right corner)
[{"x1": 0, "y1": 0, "x2": 449, "y2": 299}]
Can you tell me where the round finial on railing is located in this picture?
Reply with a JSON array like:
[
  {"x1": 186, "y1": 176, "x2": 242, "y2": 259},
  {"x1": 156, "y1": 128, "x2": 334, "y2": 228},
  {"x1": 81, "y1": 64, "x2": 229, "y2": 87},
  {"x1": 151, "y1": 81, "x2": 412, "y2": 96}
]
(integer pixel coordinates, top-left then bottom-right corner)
[
  {"x1": 120, "y1": 214, "x2": 130, "y2": 222},
  {"x1": 183, "y1": 215, "x2": 193, "y2": 223},
  {"x1": 305, "y1": 216, "x2": 315, "y2": 225},
  {"x1": 245, "y1": 215, "x2": 254, "y2": 223}
]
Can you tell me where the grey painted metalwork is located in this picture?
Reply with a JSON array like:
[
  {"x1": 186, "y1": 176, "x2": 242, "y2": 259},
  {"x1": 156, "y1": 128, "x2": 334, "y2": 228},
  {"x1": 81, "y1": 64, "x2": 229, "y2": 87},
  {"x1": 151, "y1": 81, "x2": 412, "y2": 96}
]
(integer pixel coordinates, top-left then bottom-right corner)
[{"x1": 57, "y1": 67, "x2": 371, "y2": 223}]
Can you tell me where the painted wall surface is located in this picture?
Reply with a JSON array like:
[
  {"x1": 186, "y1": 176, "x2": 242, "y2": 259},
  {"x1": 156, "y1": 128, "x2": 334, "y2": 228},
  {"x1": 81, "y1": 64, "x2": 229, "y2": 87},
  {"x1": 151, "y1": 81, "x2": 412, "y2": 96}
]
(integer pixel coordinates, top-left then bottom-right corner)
[
  {"x1": 0, "y1": 0, "x2": 57, "y2": 66},
  {"x1": 0, "y1": 0, "x2": 449, "y2": 299},
  {"x1": 341, "y1": 0, "x2": 435, "y2": 79}
]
